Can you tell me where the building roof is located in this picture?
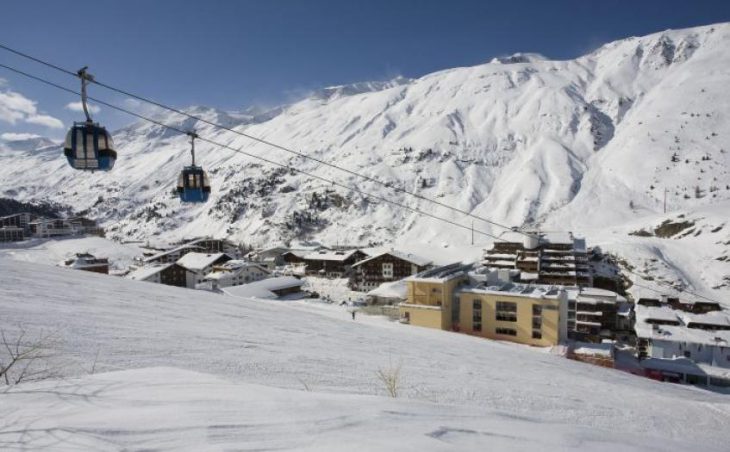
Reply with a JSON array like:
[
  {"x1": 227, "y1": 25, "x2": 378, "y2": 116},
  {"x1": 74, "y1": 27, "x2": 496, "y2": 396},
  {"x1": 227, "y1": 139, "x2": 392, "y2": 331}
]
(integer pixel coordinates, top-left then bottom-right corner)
[
  {"x1": 204, "y1": 261, "x2": 270, "y2": 281},
  {"x1": 461, "y1": 282, "x2": 565, "y2": 300},
  {"x1": 303, "y1": 249, "x2": 362, "y2": 262},
  {"x1": 177, "y1": 253, "x2": 229, "y2": 272},
  {"x1": 490, "y1": 230, "x2": 586, "y2": 250},
  {"x1": 144, "y1": 244, "x2": 203, "y2": 263},
  {"x1": 635, "y1": 305, "x2": 681, "y2": 324},
  {"x1": 282, "y1": 250, "x2": 310, "y2": 258},
  {"x1": 680, "y1": 312, "x2": 730, "y2": 328},
  {"x1": 367, "y1": 280, "x2": 408, "y2": 300},
  {"x1": 565, "y1": 287, "x2": 627, "y2": 304},
  {"x1": 223, "y1": 276, "x2": 304, "y2": 299},
  {"x1": 635, "y1": 305, "x2": 730, "y2": 346},
  {"x1": 126, "y1": 264, "x2": 173, "y2": 281},
  {"x1": 352, "y1": 249, "x2": 431, "y2": 268},
  {"x1": 406, "y1": 262, "x2": 470, "y2": 283}
]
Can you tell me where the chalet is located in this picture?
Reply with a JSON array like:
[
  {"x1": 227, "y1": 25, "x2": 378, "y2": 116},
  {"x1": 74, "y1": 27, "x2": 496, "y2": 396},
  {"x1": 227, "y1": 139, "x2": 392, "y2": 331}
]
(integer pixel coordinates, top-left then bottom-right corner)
[
  {"x1": 248, "y1": 246, "x2": 290, "y2": 270},
  {"x1": 483, "y1": 230, "x2": 592, "y2": 287},
  {"x1": 281, "y1": 248, "x2": 322, "y2": 265},
  {"x1": 126, "y1": 263, "x2": 188, "y2": 287},
  {"x1": 203, "y1": 260, "x2": 271, "y2": 290},
  {"x1": 144, "y1": 244, "x2": 205, "y2": 264},
  {"x1": 184, "y1": 237, "x2": 240, "y2": 256},
  {"x1": 61, "y1": 253, "x2": 109, "y2": 274},
  {"x1": 176, "y1": 252, "x2": 233, "y2": 288},
  {"x1": 223, "y1": 276, "x2": 306, "y2": 300},
  {"x1": 303, "y1": 249, "x2": 367, "y2": 277},
  {"x1": 350, "y1": 249, "x2": 432, "y2": 291},
  {"x1": 635, "y1": 303, "x2": 730, "y2": 386}
]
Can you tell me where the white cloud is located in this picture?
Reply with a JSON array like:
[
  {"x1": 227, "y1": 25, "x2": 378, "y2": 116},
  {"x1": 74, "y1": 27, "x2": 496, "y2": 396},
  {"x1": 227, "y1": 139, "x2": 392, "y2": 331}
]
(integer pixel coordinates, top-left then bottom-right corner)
[
  {"x1": 0, "y1": 132, "x2": 42, "y2": 141},
  {"x1": 26, "y1": 114, "x2": 64, "y2": 129},
  {"x1": 0, "y1": 86, "x2": 64, "y2": 129},
  {"x1": 0, "y1": 91, "x2": 37, "y2": 124},
  {"x1": 65, "y1": 101, "x2": 100, "y2": 115}
]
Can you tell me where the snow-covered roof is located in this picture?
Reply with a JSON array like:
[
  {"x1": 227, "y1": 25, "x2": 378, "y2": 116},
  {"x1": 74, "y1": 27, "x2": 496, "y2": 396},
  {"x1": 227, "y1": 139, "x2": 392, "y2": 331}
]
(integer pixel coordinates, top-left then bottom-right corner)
[
  {"x1": 680, "y1": 312, "x2": 730, "y2": 328},
  {"x1": 177, "y1": 253, "x2": 229, "y2": 272},
  {"x1": 406, "y1": 262, "x2": 469, "y2": 283},
  {"x1": 566, "y1": 287, "x2": 626, "y2": 304},
  {"x1": 303, "y1": 249, "x2": 361, "y2": 261},
  {"x1": 204, "y1": 261, "x2": 270, "y2": 280},
  {"x1": 126, "y1": 264, "x2": 172, "y2": 281},
  {"x1": 635, "y1": 305, "x2": 681, "y2": 324},
  {"x1": 635, "y1": 305, "x2": 730, "y2": 346},
  {"x1": 572, "y1": 342, "x2": 612, "y2": 357},
  {"x1": 539, "y1": 231, "x2": 574, "y2": 246},
  {"x1": 223, "y1": 276, "x2": 305, "y2": 299},
  {"x1": 145, "y1": 244, "x2": 203, "y2": 263},
  {"x1": 282, "y1": 249, "x2": 310, "y2": 258},
  {"x1": 461, "y1": 282, "x2": 565, "y2": 300},
  {"x1": 352, "y1": 249, "x2": 431, "y2": 268},
  {"x1": 367, "y1": 280, "x2": 408, "y2": 300}
]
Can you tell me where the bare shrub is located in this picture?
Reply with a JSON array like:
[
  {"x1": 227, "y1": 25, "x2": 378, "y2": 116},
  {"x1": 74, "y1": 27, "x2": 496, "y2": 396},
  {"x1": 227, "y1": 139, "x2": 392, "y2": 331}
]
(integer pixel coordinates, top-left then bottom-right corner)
[
  {"x1": 376, "y1": 360, "x2": 402, "y2": 398},
  {"x1": 0, "y1": 326, "x2": 58, "y2": 386}
]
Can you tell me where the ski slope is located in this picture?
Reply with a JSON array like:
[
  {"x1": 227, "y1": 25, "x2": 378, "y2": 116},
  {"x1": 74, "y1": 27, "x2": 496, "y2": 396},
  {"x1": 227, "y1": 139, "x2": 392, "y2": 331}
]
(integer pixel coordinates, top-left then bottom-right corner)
[{"x1": 1, "y1": 258, "x2": 730, "y2": 450}]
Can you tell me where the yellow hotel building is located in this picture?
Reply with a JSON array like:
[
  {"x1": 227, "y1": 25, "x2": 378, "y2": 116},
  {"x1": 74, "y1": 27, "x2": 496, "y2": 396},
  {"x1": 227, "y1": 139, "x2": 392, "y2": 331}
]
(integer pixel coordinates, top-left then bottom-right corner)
[{"x1": 400, "y1": 264, "x2": 568, "y2": 346}]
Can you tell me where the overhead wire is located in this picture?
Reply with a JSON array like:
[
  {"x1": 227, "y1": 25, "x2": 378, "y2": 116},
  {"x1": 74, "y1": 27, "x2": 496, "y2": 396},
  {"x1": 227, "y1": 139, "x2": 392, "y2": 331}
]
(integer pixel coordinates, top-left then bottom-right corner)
[
  {"x1": 0, "y1": 42, "x2": 527, "y2": 238},
  {"x1": 0, "y1": 61, "x2": 505, "y2": 242},
  {"x1": 0, "y1": 55, "x2": 723, "y2": 305}
]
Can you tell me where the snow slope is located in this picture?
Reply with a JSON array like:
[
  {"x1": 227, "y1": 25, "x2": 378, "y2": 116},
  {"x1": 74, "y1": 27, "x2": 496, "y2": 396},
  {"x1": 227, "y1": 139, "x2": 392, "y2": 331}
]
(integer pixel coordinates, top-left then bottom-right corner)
[
  {"x1": 2, "y1": 258, "x2": 730, "y2": 450},
  {"x1": 0, "y1": 367, "x2": 717, "y2": 452}
]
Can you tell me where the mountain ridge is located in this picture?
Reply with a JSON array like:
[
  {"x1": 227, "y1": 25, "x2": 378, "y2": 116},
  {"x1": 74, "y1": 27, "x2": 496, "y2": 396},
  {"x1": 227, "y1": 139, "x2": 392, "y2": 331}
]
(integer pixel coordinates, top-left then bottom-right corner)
[{"x1": 1, "y1": 23, "x2": 729, "y2": 297}]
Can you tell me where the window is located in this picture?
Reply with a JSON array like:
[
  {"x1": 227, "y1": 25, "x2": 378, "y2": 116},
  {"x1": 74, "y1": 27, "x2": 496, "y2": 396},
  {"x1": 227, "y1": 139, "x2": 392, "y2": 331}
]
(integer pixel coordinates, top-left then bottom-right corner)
[
  {"x1": 496, "y1": 328, "x2": 517, "y2": 336},
  {"x1": 382, "y1": 262, "x2": 394, "y2": 278},
  {"x1": 496, "y1": 301, "x2": 517, "y2": 312},
  {"x1": 532, "y1": 305, "x2": 542, "y2": 316},
  {"x1": 532, "y1": 331, "x2": 542, "y2": 339},
  {"x1": 496, "y1": 301, "x2": 517, "y2": 322},
  {"x1": 187, "y1": 173, "x2": 199, "y2": 188},
  {"x1": 473, "y1": 300, "x2": 482, "y2": 331},
  {"x1": 532, "y1": 318, "x2": 542, "y2": 329}
]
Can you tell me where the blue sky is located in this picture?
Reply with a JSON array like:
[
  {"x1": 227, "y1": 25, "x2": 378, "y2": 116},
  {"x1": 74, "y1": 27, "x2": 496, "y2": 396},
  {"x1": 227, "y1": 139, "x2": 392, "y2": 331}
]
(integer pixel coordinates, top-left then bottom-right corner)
[{"x1": 1, "y1": 0, "x2": 729, "y2": 139}]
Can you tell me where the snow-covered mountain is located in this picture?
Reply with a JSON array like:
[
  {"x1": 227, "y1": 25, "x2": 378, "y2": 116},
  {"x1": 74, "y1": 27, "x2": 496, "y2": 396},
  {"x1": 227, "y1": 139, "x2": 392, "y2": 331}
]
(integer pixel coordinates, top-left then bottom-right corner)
[
  {"x1": 1, "y1": 23, "x2": 729, "y2": 295},
  {"x1": 0, "y1": 134, "x2": 58, "y2": 152}
]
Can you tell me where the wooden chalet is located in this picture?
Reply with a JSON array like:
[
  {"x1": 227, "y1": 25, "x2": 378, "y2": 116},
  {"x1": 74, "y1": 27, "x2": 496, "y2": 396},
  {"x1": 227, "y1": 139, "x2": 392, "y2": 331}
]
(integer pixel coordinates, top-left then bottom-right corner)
[
  {"x1": 62, "y1": 253, "x2": 109, "y2": 274},
  {"x1": 303, "y1": 249, "x2": 367, "y2": 278},
  {"x1": 350, "y1": 250, "x2": 432, "y2": 292},
  {"x1": 126, "y1": 263, "x2": 188, "y2": 287}
]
